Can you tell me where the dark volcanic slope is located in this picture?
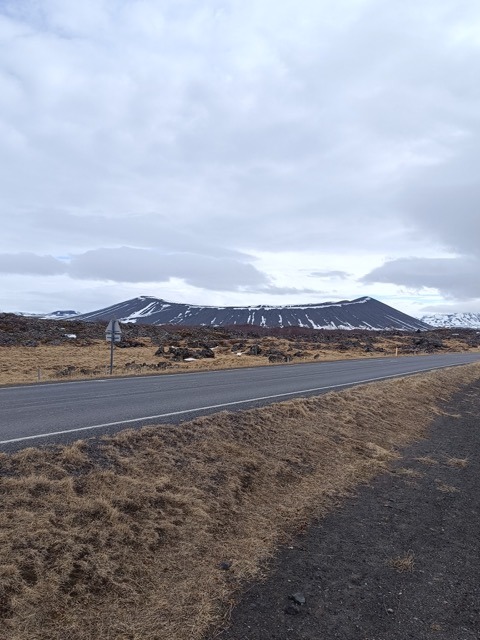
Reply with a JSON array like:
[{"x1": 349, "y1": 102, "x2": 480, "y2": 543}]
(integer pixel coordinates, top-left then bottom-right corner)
[{"x1": 73, "y1": 296, "x2": 430, "y2": 331}]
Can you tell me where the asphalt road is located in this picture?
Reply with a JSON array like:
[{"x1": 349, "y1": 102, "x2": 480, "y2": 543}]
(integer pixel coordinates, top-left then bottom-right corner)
[{"x1": 1, "y1": 353, "x2": 479, "y2": 451}]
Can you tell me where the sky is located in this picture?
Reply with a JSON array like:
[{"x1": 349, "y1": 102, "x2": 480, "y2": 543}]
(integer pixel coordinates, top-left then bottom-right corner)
[{"x1": 1, "y1": 0, "x2": 479, "y2": 317}]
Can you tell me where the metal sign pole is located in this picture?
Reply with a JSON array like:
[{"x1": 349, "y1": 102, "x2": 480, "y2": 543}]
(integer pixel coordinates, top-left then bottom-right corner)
[
  {"x1": 106, "y1": 318, "x2": 122, "y2": 374},
  {"x1": 110, "y1": 332, "x2": 114, "y2": 374}
]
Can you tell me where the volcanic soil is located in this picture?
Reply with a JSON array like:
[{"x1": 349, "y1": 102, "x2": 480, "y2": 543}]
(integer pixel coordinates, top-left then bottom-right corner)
[{"x1": 215, "y1": 380, "x2": 480, "y2": 640}]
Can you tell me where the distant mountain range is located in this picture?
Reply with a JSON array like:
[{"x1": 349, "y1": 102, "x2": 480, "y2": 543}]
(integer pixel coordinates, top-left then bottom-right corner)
[
  {"x1": 420, "y1": 313, "x2": 480, "y2": 329},
  {"x1": 43, "y1": 310, "x2": 81, "y2": 319},
  {"x1": 16, "y1": 310, "x2": 80, "y2": 320},
  {"x1": 70, "y1": 295, "x2": 431, "y2": 331}
]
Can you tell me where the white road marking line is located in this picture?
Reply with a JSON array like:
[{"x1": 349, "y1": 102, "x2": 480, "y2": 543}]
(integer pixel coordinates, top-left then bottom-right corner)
[{"x1": 0, "y1": 363, "x2": 462, "y2": 445}]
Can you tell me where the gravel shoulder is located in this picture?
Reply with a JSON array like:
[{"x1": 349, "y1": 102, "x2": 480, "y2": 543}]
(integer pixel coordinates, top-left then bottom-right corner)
[{"x1": 215, "y1": 380, "x2": 480, "y2": 640}]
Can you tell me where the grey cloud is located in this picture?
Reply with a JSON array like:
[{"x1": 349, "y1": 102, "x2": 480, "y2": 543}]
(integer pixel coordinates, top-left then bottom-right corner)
[
  {"x1": 396, "y1": 140, "x2": 480, "y2": 259},
  {"x1": 0, "y1": 247, "x2": 271, "y2": 292},
  {"x1": 3, "y1": 0, "x2": 472, "y2": 257},
  {"x1": 2, "y1": 1, "x2": 480, "y2": 312},
  {"x1": 16, "y1": 210, "x2": 253, "y2": 261},
  {"x1": 362, "y1": 257, "x2": 480, "y2": 300},
  {"x1": 0, "y1": 253, "x2": 66, "y2": 276},
  {"x1": 68, "y1": 247, "x2": 269, "y2": 290}
]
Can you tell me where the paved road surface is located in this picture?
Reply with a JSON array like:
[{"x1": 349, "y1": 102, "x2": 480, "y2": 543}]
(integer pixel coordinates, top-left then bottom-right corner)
[{"x1": 1, "y1": 354, "x2": 479, "y2": 450}]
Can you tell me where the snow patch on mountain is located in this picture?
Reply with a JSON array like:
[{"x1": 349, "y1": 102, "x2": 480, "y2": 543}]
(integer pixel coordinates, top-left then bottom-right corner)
[
  {"x1": 420, "y1": 313, "x2": 480, "y2": 329},
  {"x1": 73, "y1": 295, "x2": 430, "y2": 331}
]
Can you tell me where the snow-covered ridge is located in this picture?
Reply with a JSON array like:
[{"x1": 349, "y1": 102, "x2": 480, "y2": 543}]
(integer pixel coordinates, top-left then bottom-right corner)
[
  {"x1": 135, "y1": 295, "x2": 373, "y2": 312},
  {"x1": 72, "y1": 295, "x2": 429, "y2": 331},
  {"x1": 420, "y1": 313, "x2": 480, "y2": 329}
]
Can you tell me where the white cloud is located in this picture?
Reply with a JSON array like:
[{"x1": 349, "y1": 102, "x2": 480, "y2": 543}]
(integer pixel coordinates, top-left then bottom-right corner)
[{"x1": 1, "y1": 0, "x2": 480, "y2": 313}]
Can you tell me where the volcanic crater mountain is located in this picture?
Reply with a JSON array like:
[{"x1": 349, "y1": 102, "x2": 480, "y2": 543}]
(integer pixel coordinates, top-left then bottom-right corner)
[{"x1": 73, "y1": 296, "x2": 431, "y2": 331}]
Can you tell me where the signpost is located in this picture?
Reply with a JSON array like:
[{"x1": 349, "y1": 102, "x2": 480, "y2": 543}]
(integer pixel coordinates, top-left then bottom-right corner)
[{"x1": 106, "y1": 319, "x2": 122, "y2": 374}]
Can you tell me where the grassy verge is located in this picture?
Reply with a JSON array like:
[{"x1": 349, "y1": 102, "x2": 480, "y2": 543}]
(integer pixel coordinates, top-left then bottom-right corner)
[
  {"x1": 1, "y1": 363, "x2": 480, "y2": 640},
  {"x1": 2, "y1": 333, "x2": 478, "y2": 386},
  {"x1": 0, "y1": 339, "x2": 391, "y2": 386}
]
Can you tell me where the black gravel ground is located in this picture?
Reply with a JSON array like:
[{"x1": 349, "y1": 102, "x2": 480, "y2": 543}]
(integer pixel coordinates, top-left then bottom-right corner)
[{"x1": 215, "y1": 380, "x2": 480, "y2": 640}]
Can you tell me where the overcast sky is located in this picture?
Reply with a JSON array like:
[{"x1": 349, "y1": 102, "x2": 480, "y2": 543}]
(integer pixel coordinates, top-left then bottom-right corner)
[{"x1": 1, "y1": 0, "x2": 479, "y2": 316}]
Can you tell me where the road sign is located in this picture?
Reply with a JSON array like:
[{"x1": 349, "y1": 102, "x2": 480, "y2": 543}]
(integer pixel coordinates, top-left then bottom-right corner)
[
  {"x1": 106, "y1": 319, "x2": 122, "y2": 343},
  {"x1": 106, "y1": 319, "x2": 122, "y2": 374}
]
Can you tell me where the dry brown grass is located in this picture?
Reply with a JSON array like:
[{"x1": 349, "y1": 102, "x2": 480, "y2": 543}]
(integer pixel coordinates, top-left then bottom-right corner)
[
  {"x1": 415, "y1": 455, "x2": 439, "y2": 466},
  {"x1": 445, "y1": 456, "x2": 469, "y2": 468},
  {"x1": 7, "y1": 327, "x2": 479, "y2": 387},
  {"x1": 0, "y1": 339, "x2": 387, "y2": 385},
  {"x1": 1, "y1": 363, "x2": 479, "y2": 640},
  {"x1": 389, "y1": 551, "x2": 415, "y2": 573},
  {"x1": 435, "y1": 480, "x2": 459, "y2": 493},
  {"x1": 394, "y1": 467, "x2": 424, "y2": 479}
]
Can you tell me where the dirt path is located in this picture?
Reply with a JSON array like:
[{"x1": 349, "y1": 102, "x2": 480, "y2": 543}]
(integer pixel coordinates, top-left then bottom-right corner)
[{"x1": 215, "y1": 381, "x2": 480, "y2": 640}]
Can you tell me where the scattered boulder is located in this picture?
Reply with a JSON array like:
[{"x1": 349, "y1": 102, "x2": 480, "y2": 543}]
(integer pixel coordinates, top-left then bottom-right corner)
[
  {"x1": 267, "y1": 350, "x2": 291, "y2": 363},
  {"x1": 116, "y1": 339, "x2": 145, "y2": 348},
  {"x1": 289, "y1": 592, "x2": 306, "y2": 606},
  {"x1": 247, "y1": 344, "x2": 262, "y2": 355},
  {"x1": 125, "y1": 361, "x2": 172, "y2": 371},
  {"x1": 168, "y1": 347, "x2": 195, "y2": 361},
  {"x1": 196, "y1": 348, "x2": 215, "y2": 359},
  {"x1": 413, "y1": 336, "x2": 444, "y2": 352}
]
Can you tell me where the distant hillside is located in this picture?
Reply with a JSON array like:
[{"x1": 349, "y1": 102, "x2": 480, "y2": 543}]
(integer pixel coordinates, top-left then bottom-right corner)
[
  {"x1": 43, "y1": 310, "x2": 80, "y2": 319},
  {"x1": 74, "y1": 295, "x2": 431, "y2": 331},
  {"x1": 420, "y1": 313, "x2": 480, "y2": 329},
  {"x1": 15, "y1": 310, "x2": 80, "y2": 319}
]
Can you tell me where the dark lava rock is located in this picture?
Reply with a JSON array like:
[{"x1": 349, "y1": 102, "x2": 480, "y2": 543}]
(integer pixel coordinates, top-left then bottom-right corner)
[
  {"x1": 289, "y1": 592, "x2": 306, "y2": 606},
  {"x1": 267, "y1": 351, "x2": 291, "y2": 363},
  {"x1": 168, "y1": 346, "x2": 195, "y2": 361},
  {"x1": 196, "y1": 348, "x2": 215, "y2": 359},
  {"x1": 116, "y1": 339, "x2": 145, "y2": 348},
  {"x1": 284, "y1": 604, "x2": 301, "y2": 616},
  {"x1": 247, "y1": 344, "x2": 262, "y2": 355}
]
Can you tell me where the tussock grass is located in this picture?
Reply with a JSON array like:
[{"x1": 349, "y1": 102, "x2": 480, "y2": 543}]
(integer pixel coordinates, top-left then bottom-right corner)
[
  {"x1": 435, "y1": 480, "x2": 459, "y2": 493},
  {"x1": 394, "y1": 467, "x2": 424, "y2": 479},
  {"x1": 415, "y1": 456, "x2": 439, "y2": 466},
  {"x1": 1, "y1": 363, "x2": 480, "y2": 639},
  {"x1": 389, "y1": 551, "x2": 415, "y2": 573},
  {"x1": 445, "y1": 456, "x2": 469, "y2": 468}
]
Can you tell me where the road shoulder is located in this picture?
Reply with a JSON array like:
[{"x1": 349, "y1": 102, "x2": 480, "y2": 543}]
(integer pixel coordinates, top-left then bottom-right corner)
[{"x1": 215, "y1": 380, "x2": 480, "y2": 640}]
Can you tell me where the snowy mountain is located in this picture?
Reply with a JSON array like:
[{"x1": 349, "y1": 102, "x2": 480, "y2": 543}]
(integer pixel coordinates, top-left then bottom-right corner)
[
  {"x1": 42, "y1": 310, "x2": 80, "y2": 319},
  {"x1": 420, "y1": 313, "x2": 480, "y2": 329},
  {"x1": 74, "y1": 295, "x2": 431, "y2": 331},
  {"x1": 14, "y1": 310, "x2": 80, "y2": 319}
]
